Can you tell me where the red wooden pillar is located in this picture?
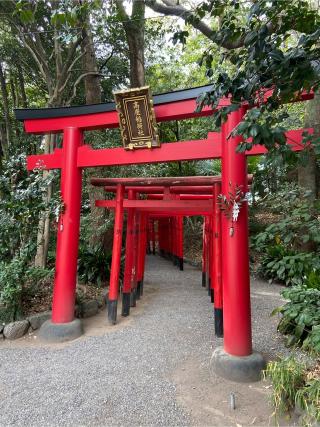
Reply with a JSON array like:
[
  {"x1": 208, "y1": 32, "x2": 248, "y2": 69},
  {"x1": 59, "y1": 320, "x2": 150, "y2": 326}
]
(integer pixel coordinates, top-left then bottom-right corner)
[
  {"x1": 139, "y1": 213, "x2": 148, "y2": 296},
  {"x1": 146, "y1": 219, "x2": 151, "y2": 255},
  {"x1": 158, "y1": 219, "x2": 164, "y2": 256},
  {"x1": 52, "y1": 127, "x2": 82, "y2": 324},
  {"x1": 131, "y1": 209, "x2": 140, "y2": 307},
  {"x1": 151, "y1": 219, "x2": 156, "y2": 255},
  {"x1": 213, "y1": 183, "x2": 223, "y2": 337},
  {"x1": 202, "y1": 217, "x2": 207, "y2": 287},
  {"x1": 221, "y1": 107, "x2": 252, "y2": 356},
  {"x1": 165, "y1": 218, "x2": 170, "y2": 257},
  {"x1": 107, "y1": 184, "x2": 125, "y2": 324},
  {"x1": 122, "y1": 189, "x2": 135, "y2": 317},
  {"x1": 177, "y1": 216, "x2": 184, "y2": 271},
  {"x1": 208, "y1": 216, "x2": 214, "y2": 299},
  {"x1": 173, "y1": 216, "x2": 178, "y2": 266},
  {"x1": 136, "y1": 212, "x2": 146, "y2": 299},
  {"x1": 167, "y1": 218, "x2": 172, "y2": 259}
]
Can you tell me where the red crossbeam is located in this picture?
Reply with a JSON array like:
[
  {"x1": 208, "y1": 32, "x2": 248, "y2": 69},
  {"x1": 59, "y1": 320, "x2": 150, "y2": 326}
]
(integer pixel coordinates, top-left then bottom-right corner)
[
  {"x1": 92, "y1": 175, "x2": 223, "y2": 187},
  {"x1": 96, "y1": 199, "x2": 212, "y2": 211},
  {"x1": 23, "y1": 99, "x2": 214, "y2": 134},
  {"x1": 21, "y1": 92, "x2": 313, "y2": 135},
  {"x1": 26, "y1": 128, "x2": 312, "y2": 171},
  {"x1": 147, "y1": 194, "x2": 213, "y2": 200}
]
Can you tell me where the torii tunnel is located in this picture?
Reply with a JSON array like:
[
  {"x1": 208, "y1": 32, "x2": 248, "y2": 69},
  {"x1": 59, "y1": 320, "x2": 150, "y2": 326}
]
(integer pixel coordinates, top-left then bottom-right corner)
[{"x1": 15, "y1": 84, "x2": 313, "y2": 382}]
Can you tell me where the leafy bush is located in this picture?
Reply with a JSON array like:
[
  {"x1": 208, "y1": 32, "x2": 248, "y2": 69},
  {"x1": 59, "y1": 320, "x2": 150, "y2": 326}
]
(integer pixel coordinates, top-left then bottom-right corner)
[
  {"x1": 258, "y1": 246, "x2": 320, "y2": 286},
  {"x1": 0, "y1": 247, "x2": 53, "y2": 321},
  {"x1": 251, "y1": 184, "x2": 320, "y2": 286},
  {"x1": 272, "y1": 286, "x2": 320, "y2": 353},
  {"x1": 264, "y1": 358, "x2": 320, "y2": 426},
  {"x1": 78, "y1": 244, "x2": 112, "y2": 287}
]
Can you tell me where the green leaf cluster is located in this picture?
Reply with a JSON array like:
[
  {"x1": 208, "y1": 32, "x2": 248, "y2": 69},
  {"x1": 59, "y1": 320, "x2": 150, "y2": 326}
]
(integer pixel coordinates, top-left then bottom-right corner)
[{"x1": 274, "y1": 286, "x2": 320, "y2": 353}]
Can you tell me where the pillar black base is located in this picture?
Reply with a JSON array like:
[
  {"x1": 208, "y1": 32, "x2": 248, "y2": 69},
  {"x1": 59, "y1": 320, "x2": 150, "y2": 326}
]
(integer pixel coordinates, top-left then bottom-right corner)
[
  {"x1": 208, "y1": 278, "x2": 211, "y2": 296},
  {"x1": 121, "y1": 292, "x2": 131, "y2": 317},
  {"x1": 136, "y1": 281, "x2": 141, "y2": 300},
  {"x1": 214, "y1": 307, "x2": 223, "y2": 337},
  {"x1": 210, "y1": 289, "x2": 214, "y2": 303},
  {"x1": 140, "y1": 279, "x2": 144, "y2": 296},
  {"x1": 160, "y1": 249, "x2": 164, "y2": 257},
  {"x1": 202, "y1": 272, "x2": 206, "y2": 287},
  {"x1": 179, "y1": 257, "x2": 184, "y2": 271},
  {"x1": 107, "y1": 299, "x2": 118, "y2": 325},
  {"x1": 152, "y1": 248, "x2": 156, "y2": 255},
  {"x1": 130, "y1": 288, "x2": 137, "y2": 307}
]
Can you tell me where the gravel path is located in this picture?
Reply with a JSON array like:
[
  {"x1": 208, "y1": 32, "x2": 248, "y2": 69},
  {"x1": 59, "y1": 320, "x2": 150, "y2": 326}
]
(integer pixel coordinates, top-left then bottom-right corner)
[{"x1": 0, "y1": 255, "x2": 289, "y2": 427}]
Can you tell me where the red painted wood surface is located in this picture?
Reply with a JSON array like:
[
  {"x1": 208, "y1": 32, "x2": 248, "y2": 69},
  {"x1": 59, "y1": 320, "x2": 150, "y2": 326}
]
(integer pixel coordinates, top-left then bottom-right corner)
[
  {"x1": 26, "y1": 128, "x2": 312, "y2": 171},
  {"x1": 221, "y1": 107, "x2": 252, "y2": 357},
  {"x1": 51, "y1": 128, "x2": 82, "y2": 324},
  {"x1": 108, "y1": 184, "x2": 125, "y2": 303}
]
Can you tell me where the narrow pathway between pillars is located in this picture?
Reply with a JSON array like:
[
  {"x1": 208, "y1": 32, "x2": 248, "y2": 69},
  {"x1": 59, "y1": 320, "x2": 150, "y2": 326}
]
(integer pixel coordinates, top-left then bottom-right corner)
[{"x1": 0, "y1": 256, "x2": 294, "y2": 426}]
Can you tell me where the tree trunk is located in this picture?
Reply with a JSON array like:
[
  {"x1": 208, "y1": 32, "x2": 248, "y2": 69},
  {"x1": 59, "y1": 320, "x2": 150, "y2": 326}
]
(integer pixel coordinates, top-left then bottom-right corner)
[
  {"x1": 80, "y1": 4, "x2": 105, "y2": 247},
  {"x1": 298, "y1": 90, "x2": 320, "y2": 199},
  {"x1": 34, "y1": 134, "x2": 54, "y2": 268},
  {"x1": 116, "y1": 0, "x2": 145, "y2": 88},
  {"x1": 17, "y1": 64, "x2": 27, "y2": 108},
  {"x1": 0, "y1": 62, "x2": 11, "y2": 156},
  {"x1": 9, "y1": 73, "x2": 17, "y2": 109},
  {"x1": 81, "y1": 18, "x2": 102, "y2": 104},
  {"x1": 126, "y1": 26, "x2": 145, "y2": 87}
]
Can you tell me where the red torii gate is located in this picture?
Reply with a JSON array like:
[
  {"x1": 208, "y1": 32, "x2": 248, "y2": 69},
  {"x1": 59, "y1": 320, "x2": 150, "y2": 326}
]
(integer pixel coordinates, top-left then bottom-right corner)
[
  {"x1": 92, "y1": 178, "x2": 225, "y2": 336},
  {"x1": 15, "y1": 84, "x2": 313, "y2": 381}
]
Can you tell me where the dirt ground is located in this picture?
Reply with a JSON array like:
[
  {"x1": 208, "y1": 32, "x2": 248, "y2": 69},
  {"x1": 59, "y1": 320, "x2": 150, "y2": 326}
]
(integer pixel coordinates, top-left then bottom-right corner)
[{"x1": 0, "y1": 256, "x2": 300, "y2": 426}]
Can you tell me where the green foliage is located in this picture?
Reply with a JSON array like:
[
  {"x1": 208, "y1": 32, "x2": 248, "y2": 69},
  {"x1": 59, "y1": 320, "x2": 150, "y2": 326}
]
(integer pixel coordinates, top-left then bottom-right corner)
[
  {"x1": 264, "y1": 357, "x2": 306, "y2": 415},
  {"x1": 252, "y1": 184, "x2": 320, "y2": 286},
  {"x1": 264, "y1": 357, "x2": 320, "y2": 425},
  {"x1": 0, "y1": 246, "x2": 52, "y2": 321},
  {"x1": 192, "y1": 0, "x2": 320, "y2": 157},
  {"x1": 78, "y1": 244, "x2": 111, "y2": 287},
  {"x1": 0, "y1": 149, "x2": 59, "y2": 319},
  {"x1": 258, "y1": 247, "x2": 319, "y2": 287},
  {"x1": 295, "y1": 376, "x2": 320, "y2": 426},
  {"x1": 272, "y1": 286, "x2": 320, "y2": 353}
]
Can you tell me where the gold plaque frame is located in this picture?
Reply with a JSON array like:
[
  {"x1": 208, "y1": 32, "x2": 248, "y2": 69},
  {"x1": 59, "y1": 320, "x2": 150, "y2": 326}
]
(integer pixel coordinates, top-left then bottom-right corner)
[{"x1": 113, "y1": 86, "x2": 160, "y2": 150}]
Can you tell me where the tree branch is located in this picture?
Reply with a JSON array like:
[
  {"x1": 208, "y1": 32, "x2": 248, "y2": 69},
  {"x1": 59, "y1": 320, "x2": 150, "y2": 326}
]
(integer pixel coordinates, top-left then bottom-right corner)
[
  {"x1": 115, "y1": 0, "x2": 129, "y2": 20},
  {"x1": 99, "y1": 48, "x2": 115, "y2": 71},
  {"x1": 145, "y1": 0, "x2": 245, "y2": 49},
  {"x1": 66, "y1": 72, "x2": 103, "y2": 105}
]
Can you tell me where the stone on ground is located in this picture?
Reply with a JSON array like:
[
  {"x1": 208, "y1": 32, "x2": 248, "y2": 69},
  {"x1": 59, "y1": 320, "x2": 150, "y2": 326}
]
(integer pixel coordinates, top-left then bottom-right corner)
[
  {"x1": 3, "y1": 320, "x2": 29, "y2": 340},
  {"x1": 27, "y1": 311, "x2": 51, "y2": 330}
]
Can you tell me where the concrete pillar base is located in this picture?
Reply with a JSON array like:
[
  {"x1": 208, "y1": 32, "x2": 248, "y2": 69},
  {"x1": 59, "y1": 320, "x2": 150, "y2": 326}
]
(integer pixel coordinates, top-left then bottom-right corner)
[
  {"x1": 39, "y1": 319, "x2": 83, "y2": 343},
  {"x1": 210, "y1": 347, "x2": 266, "y2": 383}
]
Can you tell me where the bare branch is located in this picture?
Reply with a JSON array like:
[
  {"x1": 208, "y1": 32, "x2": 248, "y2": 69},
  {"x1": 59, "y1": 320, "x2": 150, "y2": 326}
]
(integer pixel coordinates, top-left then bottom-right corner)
[
  {"x1": 68, "y1": 51, "x2": 86, "y2": 73},
  {"x1": 99, "y1": 48, "x2": 115, "y2": 71},
  {"x1": 66, "y1": 72, "x2": 103, "y2": 105}
]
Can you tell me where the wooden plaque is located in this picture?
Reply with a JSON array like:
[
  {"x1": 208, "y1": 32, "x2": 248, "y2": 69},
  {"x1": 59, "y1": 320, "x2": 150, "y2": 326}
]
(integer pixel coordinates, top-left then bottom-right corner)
[{"x1": 113, "y1": 86, "x2": 160, "y2": 150}]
